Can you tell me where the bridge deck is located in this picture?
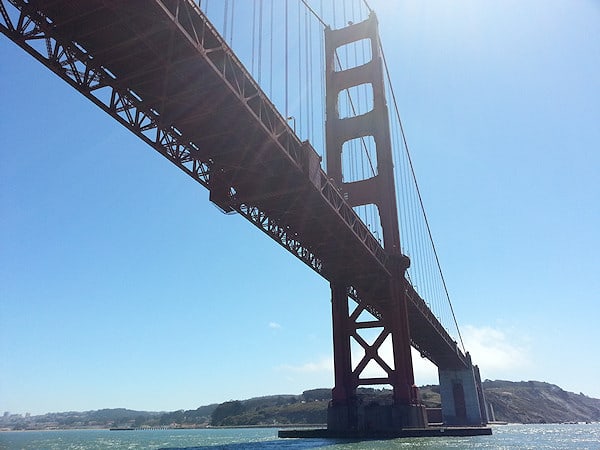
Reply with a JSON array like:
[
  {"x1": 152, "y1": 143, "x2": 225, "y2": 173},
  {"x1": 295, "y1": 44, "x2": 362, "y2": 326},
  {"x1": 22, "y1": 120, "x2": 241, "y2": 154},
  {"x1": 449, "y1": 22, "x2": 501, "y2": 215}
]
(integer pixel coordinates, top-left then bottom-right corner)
[{"x1": 2, "y1": 0, "x2": 466, "y2": 370}]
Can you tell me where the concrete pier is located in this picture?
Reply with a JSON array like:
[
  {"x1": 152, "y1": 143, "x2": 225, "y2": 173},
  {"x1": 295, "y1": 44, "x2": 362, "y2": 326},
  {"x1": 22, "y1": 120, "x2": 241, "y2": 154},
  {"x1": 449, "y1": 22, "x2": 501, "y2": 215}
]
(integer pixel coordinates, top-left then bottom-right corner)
[
  {"x1": 327, "y1": 402, "x2": 428, "y2": 434},
  {"x1": 279, "y1": 426, "x2": 492, "y2": 439},
  {"x1": 439, "y1": 355, "x2": 487, "y2": 426}
]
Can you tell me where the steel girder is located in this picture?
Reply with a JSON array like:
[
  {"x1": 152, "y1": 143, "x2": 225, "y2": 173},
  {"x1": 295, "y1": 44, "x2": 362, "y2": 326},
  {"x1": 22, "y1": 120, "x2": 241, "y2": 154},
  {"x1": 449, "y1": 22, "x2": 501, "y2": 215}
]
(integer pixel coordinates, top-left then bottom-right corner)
[{"x1": 1, "y1": 0, "x2": 468, "y2": 372}]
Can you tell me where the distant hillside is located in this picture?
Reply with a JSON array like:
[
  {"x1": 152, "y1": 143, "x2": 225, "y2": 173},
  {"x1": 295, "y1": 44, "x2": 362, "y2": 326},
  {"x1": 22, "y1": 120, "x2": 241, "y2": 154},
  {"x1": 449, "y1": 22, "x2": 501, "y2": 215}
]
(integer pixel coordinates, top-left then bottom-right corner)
[
  {"x1": 484, "y1": 380, "x2": 600, "y2": 423},
  {"x1": 3, "y1": 381, "x2": 599, "y2": 430},
  {"x1": 210, "y1": 391, "x2": 330, "y2": 426},
  {"x1": 0, "y1": 406, "x2": 217, "y2": 431},
  {"x1": 0, "y1": 408, "x2": 164, "y2": 430},
  {"x1": 208, "y1": 382, "x2": 600, "y2": 426}
]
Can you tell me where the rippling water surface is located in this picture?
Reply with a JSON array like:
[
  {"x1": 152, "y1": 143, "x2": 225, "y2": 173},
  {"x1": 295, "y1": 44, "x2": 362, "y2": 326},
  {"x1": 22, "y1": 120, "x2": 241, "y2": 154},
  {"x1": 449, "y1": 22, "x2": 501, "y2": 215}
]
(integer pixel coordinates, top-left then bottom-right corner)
[{"x1": 1, "y1": 424, "x2": 599, "y2": 449}]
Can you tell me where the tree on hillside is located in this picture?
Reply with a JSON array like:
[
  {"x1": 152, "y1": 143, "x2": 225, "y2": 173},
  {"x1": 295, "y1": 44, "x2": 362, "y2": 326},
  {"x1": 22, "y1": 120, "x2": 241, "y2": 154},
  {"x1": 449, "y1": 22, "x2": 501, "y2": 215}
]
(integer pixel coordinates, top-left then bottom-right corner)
[{"x1": 211, "y1": 401, "x2": 246, "y2": 426}]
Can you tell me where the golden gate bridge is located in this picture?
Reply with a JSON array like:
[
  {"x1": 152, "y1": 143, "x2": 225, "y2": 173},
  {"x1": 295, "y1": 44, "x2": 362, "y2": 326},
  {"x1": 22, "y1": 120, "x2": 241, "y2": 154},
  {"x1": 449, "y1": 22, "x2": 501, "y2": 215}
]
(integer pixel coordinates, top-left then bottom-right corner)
[{"x1": 1, "y1": 0, "x2": 491, "y2": 437}]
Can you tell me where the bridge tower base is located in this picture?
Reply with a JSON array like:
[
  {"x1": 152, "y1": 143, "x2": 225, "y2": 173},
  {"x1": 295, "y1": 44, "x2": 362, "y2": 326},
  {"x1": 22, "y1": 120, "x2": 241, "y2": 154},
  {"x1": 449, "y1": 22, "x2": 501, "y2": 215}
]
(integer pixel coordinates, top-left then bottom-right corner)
[
  {"x1": 438, "y1": 354, "x2": 488, "y2": 426},
  {"x1": 328, "y1": 402, "x2": 427, "y2": 434}
]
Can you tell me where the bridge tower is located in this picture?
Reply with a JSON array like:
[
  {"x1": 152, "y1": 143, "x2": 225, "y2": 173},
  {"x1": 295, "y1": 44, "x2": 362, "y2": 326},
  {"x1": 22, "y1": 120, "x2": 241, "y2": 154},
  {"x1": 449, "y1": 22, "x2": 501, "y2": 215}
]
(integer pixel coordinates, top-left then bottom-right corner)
[{"x1": 325, "y1": 13, "x2": 427, "y2": 432}]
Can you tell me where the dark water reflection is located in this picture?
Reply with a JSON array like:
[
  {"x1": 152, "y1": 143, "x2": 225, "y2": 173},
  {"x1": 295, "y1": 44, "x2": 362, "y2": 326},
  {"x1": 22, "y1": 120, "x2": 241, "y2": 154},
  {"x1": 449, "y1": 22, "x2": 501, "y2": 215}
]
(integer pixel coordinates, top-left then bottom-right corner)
[{"x1": 160, "y1": 437, "x2": 348, "y2": 449}]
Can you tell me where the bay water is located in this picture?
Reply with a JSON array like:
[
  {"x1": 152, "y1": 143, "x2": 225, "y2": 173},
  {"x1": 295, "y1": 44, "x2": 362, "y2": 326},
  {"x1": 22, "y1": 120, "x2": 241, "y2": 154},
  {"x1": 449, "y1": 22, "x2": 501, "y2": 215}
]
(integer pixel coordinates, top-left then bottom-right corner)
[{"x1": 1, "y1": 424, "x2": 599, "y2": 449}]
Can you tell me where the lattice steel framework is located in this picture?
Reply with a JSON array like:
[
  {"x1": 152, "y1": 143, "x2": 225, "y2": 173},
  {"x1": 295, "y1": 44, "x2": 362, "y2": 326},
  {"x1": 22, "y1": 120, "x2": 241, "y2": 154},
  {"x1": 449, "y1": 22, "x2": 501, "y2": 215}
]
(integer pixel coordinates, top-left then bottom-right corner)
[
  {"x1": 1, "y1": 0, "x2": 469, "y2": 381},
  {"x1": 0, "y1": 0, "x2": 386, "y2": 274},
  {"x1": 324, "y1": 15, "x2": 427, "y2": 432}
]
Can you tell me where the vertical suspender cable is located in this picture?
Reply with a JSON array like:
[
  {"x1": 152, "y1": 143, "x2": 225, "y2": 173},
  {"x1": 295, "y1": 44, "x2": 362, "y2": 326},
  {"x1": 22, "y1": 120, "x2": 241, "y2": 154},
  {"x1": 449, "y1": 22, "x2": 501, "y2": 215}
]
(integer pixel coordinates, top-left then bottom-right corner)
[
  {"x1": 230, "y1": 0, "x2": 235, "y2": 46},
  {"x1": 304, "y1": 4, "x2": 310, "y2": 141},
  {"x1": 332, "y1": 0, "x2": 336, "y2": 30},
  {"x1": 223, "y1": 0, "x2": 228, "y2": 44},
  {"x1": 258, "y1": 0, "x2": 263, "y2": 85},
  {"x1": 320, "y1": 0, "x2": 326, "y2": 164},
  {"x1": 285, "y1": 0, "x2": 289, "y2": 119},
  {"x1": 269, "y1": 0, "x2": 273, "y2": 98},
  {"x1": 307, "y1": 6, "x2": 313, "y2": 143},
  {"x1": 380, "y1": 37, "x2": 466, "y2": 353},
  {"x1": 298, "y1": 0, "x2": 302, "y2": 136},
  {"x1": 298, "y1": 0, "x2": 329, "y2": 157},
  {"x1": 251, "y1": 0, "x2": 256, "y2": 74},
  {"x1": 299, "y1": 0, "x2": 327, "y2": 27}
]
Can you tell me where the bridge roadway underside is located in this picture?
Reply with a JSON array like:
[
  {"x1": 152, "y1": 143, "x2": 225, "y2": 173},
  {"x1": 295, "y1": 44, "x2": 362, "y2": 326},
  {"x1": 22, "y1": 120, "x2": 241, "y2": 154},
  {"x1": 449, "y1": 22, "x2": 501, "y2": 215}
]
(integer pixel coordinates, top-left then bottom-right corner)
[{"x1": 7, "y1": 0, "x2": 467, "y2": 371}]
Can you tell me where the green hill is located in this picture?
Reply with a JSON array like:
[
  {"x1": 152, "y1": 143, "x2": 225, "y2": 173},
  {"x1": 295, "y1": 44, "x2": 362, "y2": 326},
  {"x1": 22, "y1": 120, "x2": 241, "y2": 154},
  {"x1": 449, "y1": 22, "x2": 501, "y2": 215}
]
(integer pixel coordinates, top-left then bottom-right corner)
[
  {"x1": 3, "y1": 381, "x2": 599, "y2": 430},
  {"x1": 208, "y1": 381, "x2": 600, "y2": 426}
]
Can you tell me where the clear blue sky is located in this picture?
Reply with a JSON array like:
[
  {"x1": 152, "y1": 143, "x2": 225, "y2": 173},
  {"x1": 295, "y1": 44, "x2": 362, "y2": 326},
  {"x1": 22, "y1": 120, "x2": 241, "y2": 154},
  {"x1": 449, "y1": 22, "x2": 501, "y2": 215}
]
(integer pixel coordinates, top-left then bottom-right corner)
[{"x1": 1, "y1": 0, "x2": 598, "y2": 415}]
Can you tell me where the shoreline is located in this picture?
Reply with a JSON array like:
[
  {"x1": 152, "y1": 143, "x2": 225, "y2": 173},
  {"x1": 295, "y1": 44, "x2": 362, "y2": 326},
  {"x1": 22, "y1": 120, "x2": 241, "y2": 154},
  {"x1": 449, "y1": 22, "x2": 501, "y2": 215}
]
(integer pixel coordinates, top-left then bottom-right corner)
[{"x1": 3, "y1": 422, "x2": 599, "y2": 433}]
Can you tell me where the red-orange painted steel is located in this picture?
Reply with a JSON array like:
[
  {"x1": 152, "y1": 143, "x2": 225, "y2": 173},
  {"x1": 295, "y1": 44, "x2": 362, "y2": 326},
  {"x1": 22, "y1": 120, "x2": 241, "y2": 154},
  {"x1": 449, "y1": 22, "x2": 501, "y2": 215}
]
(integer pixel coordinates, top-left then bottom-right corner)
[
  {"x1": 324, "y1": 13, "x2": 419, "y2": 409},
  {"x1": 0, "y1": 0, "x2": 469, "y2": 377}
]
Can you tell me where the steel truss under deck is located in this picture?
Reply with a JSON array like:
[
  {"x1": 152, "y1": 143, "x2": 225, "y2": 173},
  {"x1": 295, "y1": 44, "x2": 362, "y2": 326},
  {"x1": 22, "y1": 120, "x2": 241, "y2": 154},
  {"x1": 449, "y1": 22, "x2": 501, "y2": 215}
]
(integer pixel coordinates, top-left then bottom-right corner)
[{"x1": 1, "y1": 0, "x2": 468, "y2": 371}]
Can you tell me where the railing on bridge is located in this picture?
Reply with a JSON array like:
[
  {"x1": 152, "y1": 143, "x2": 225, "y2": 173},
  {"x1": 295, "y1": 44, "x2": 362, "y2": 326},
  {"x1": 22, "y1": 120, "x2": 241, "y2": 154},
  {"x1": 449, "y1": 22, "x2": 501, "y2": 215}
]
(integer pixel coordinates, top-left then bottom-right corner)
[
  {"x1": 197, "y1": 0, "x2": 467, "y2": 363},
  {"x1": 1, "y1": 0, "x2": 468, "y2": 375}
]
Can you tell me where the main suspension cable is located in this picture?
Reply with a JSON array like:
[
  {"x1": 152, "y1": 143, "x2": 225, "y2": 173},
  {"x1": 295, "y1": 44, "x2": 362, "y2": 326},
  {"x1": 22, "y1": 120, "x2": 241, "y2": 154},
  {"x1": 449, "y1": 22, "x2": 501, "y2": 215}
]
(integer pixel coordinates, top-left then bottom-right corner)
[
  {"x1": 361, "y1": 0, "x2": 373, "y2": 13},
  {"x1": 299, "y1": 0, "x2": 327, "y2": 27},
  {"x1": 379, "y1": 35, "x2": 466, "y2": 354}
]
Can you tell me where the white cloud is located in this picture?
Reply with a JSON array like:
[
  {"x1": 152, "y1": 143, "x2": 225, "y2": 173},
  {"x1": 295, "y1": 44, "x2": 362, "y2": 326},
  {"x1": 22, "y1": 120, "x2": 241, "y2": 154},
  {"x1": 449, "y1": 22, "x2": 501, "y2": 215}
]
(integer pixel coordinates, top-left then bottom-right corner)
[
  {"x1": 268, "y1": 322, "x2": 282, "y2": 330},
  {"x1": 412, "y1": 349, "x2": 439, "y2": 386},
  {"x1": 278, "y1": 356, "x2": 333, "y2": 374},
  {"x1": 461, "y1": 324, "x2": 531, "y2": 375}
]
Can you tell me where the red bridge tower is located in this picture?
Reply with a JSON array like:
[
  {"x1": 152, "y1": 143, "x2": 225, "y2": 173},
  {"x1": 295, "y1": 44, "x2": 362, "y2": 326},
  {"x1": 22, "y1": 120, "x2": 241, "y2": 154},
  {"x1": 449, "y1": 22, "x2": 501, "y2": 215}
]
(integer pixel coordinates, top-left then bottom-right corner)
[{"x1": 325, "y1": 13, "x2": 427, "y2": 433}]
